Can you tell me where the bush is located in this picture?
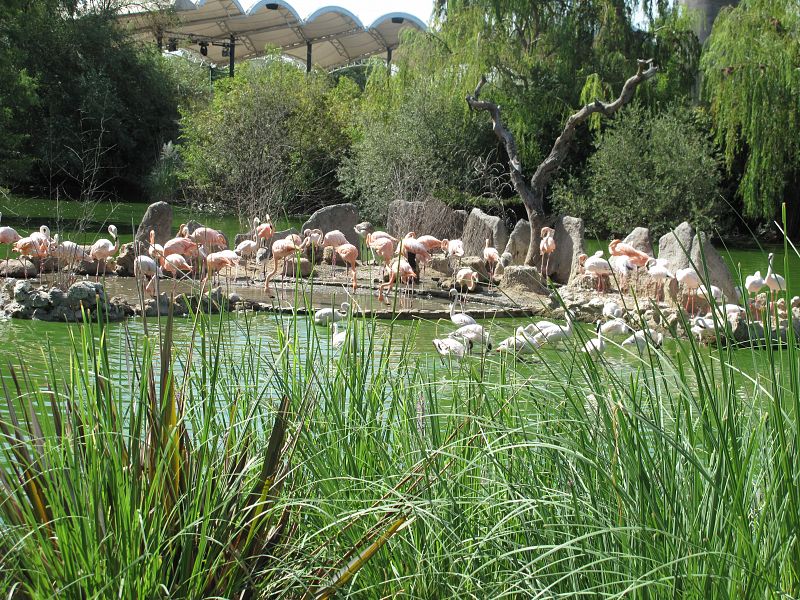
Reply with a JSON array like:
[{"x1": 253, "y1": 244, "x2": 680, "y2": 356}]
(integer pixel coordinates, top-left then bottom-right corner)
[
  {"x1": 179, "y1": 54, "x2": 356, "y2": 220},
  {"x1": 552, "y1": 103, "x2": 724, "y2": 238}
]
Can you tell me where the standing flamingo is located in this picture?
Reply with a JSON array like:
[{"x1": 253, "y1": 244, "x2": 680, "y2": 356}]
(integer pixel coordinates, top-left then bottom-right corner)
[
  {"x1": 609, "y1": 239, "x2": 650, "y2": 268},
  {"x1": 160, "y1": 253, "x2": 193, "y2": 293},
  {"x1": 483, "y1": 238, "x2": 501, "y2": 287},
  {"x1": 378, "y1": 257, "x2": 417, "y2": 302},
  {"x1": 369, "y1": 235, "x2": 395, "y2": 276},
  {"x1": 50, "y1": 234, "x2": 88, "y2": 271},
  {"x1": 647, "y1": 258, "x2": 673, "y2": 302},
  {"x1": 455, "y1": 267, "x2": 479, "y2": 293},
  {"x1": 745, "y1": 270, "x2": 766, "y2": 320},
  {"x1": 0, "y1": 213, "x2": 21, "y2": 266},
  {"x1": 234, "y1": 223, "x2": 259, "y2": 282},
  {"x1": 89, "y1": 225, "x2": 119, "y2": 280},
  {"x1": 204, "y1": 250, "x2": 240, "y2": 287},
  {"x1": 676, "y1": 267, "x2": 701, "y2": 315},
  {"x1": 148, "y1": 230, "x2": 164, "y2": 261},
  {"x1": 441, "y1": 239, "x2": 465, "y2": 276},
  {"x1": 335, "y1": 243, "x2": 359, "y2": 291},
  {"x1": 13, "y1": 232, "x2": 50, "y2": 279},
  {"x1": 322, "y1": 230, "x2": 349, "y2": 273},
  {"x1": 264, "y1": 237, "x2": 308, "y2": 293},
  {"x1": 539, "y1": 227, "x2": 556, "y2": 277},
  {"x1": 580, "y1": 251, "x2": 612, "y2": 292},
  {"x1": 765, "y1": 253, "x2": 786, "y2": 300},
  {"x1": 133, "y1": 255, "x2": 159, "y2": 297}
]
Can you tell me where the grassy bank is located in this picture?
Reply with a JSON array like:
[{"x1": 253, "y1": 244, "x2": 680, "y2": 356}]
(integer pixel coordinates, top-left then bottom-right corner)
[{"x1": 0, "y1": 286, "x2": 799, "y2": 597}]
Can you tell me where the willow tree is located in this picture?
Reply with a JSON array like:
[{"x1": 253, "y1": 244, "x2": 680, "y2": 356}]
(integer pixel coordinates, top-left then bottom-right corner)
[
  {"x1": 702, "y1": 0, "x2": 800, "y2": 232},
  {"x1": 467, "y1": 60, "x2": 658, "y2": 265}
]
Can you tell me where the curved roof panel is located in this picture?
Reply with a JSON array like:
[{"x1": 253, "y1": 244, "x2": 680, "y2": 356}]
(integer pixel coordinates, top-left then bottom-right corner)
[{"x1": 119, "y1": 0, "x2": 426, "y2": 69}]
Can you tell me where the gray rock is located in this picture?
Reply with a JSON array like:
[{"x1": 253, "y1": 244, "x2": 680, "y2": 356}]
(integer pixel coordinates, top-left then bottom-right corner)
[
  {"x1": 66, "y1": 281, "x2": 104, "y2": 309},
  {"x1": 461, "y1": 209, "x2": 509, "y2": 256},
  {"x1": 0, "y1": 258, "x2": 38, "y2": 278},
  {"x1": 283, "y1": 257, "x2": 313, "y2": 277},
  {"x1": 386, "y1": 198, "x2": 467, "y2": 240},
  {"x1": 13, "y1": 280, "x2": 33, "y2": 302},
  {"x1": 30, "y1": 292, "x2": 50, "y2": 309},
  {"x1": 690, "y1": 231, "x2": 737, "y2": 301},
  {"x1": 48, "y1": 288, "x2": 67, "y2": 305},
  {"x1": 500, "y1": 265, "x2": 548, "y2": 295},
  {"x1": 657, "y1": 222, "x2": 695, "y2": 273},
  {"x1": 623, "y1": 227, "x2": 654, "y2": 256},
  {"x1": 113, "y1": 242, "x2": 143, "y2": 277},
  {"x1": 135, "y1": 201, "x2": 173, "y2": 245},
  {"x1": 549, "y1": 216, "x2": 585, "y2": 285},
  {"x1": 301, "y1": 203, "x2": 361, "y2": 246},
  {"x1": 503, "y1": 219, "x2": 531, "y2": 266}
]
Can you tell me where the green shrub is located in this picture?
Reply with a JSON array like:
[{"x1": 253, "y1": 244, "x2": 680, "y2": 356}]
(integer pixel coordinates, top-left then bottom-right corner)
[{"x1": 552, "y1": 103, "x2": 724, "y2": 237}]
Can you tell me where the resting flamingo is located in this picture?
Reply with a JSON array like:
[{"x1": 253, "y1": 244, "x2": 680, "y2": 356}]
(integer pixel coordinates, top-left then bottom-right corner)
[
  {"x1": 88, "y1": 225, "x2": 119, "y2": 280},
  {"x1": 0, "y1": 213, "x2": 21, "y2": 265},
  {"x1": 676, "y1": 267, "x2": 701, "y2": 314},
  {"x1": 609, "y1": 239, "x2": 650, "y2": 268},
  {"x1": 50, "y1": 234, "x2": 88, "y2": 271},
  {"x1": 335, "y1": 243, "x2": 359, "y2": 291},
  {"x1": 455, "y1": 267, "x2": 479, "y2": 293},
  {"x1": 265, "y1": 237, "x2": 308, "y2": 293},
  {"x1": 539, "y1": 227, "x2": 556, "y2": 277},
  {"x1": 647, "y1": 258, "x2": 673, "y2": 302}
]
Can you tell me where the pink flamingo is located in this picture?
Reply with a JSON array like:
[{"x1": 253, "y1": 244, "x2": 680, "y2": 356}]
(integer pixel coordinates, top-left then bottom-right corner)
[
  {"x1": 148, "y1": 230, "x2": 164, "y2": 261},
  {"x1": 256, "y1": 217, "x2": 274, "y2": 246},
  {"x1": 539, "y1": 227, "x2": 556, "y2": 277},
  {"x1": 378, "y1": 256, "x2": 417, "y2": 302},
  {"x1": 234, "y1": 222, "x2": 259, "y2": 281},
  {"x1": 483, "y1": 238, "x2": 501, "y2": 286},
  {"x1": 264, "y1": 237, "x2": 308, "y2": 292},
  {"x1": 0, "y1": 212, "x2": 21, "y2": 265},
  {"x1": 416, "y1": 235, "x2": 443, "y2": 253},
  {"x1": 160, "y1": 253, "x2": 192, "y2": 292},
  {"x1": 609, "y1": 239, "x2": 650, "y2": 268},
  {"x1": 50, "y1": 234, "x2": 88, "y2": 271},
  {"x1": 189, "y1": 226, "x2": 227, "y2": 250},
  {"x1": 322, "y1": 230, "x2": 349, "y2": 273},
  {"x1": 13, "y1": 233, "x2": 50, "y2": 279},
  {"x1": 369, "y1": 236, "x2": 395, "y2": 275},
  {"x1": 89, "y1": 224, "x2": 119, "y2": 280},
  {"x1": 335, "y1": 243, "x2": 359, "y2": 291},
  {"x1": 204, "y1": 250, "x2": 240, "y2": 286},
  {"x1": 455, "y1": 267, "x2": 479, "y2": 293},
  {"x1": 134, "y1": 255, "x2": 159, "y2": 297}
]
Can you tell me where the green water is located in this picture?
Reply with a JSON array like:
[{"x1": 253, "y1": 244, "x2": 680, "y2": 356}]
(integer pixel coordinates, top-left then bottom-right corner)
[{"x1": 0, "y1": 196, "x2": 304, "y2": 246}]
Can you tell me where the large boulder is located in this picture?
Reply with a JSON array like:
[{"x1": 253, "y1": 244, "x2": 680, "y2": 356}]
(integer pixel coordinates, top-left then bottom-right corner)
[
  {"x1": 658, "y1": 222, "x2": 736, "y2": 301},
  {"x1": 386, "y1": 198, "x2": 467, "y2": 240},
  {"x1": 461, "y1": 208, "x2": 509, "y2": 256},
  {"x1": 113, "y1": 242, "x2": 144, "y2": 277},
  {"x1": 690, "y1": 231, "x2": 737, "y2": 301},
  {"x1": 623, "y1": 227, "x2": 654, "y2": 256},
  {"x1": 0, "y1": 258, "x2": 38, "y2": 278},
  {"x1": 301, "y1": 203, "x2": 360, "y2": 246},
  {"x1": 500, "y1": 265, "x2": 548, "y2": 295},
  {"x1": 549, "y1": 215, "x2": 585, "y2": 284},
  {"x1": 283, "y1": 257, "x2": 313, "y2": 278},
  {"x1": 657, "y1": 221, "x2": 695, "y2": 273},
  {"x1": 135, "y1": 201, "x2": 173, "y2": 245},
  {"x1": 503, "y1": 219, "x2": 531, "y2": 266}
]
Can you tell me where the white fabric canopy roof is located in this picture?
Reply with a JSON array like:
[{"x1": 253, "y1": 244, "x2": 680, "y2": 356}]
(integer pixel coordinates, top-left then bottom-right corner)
[{"x1": 120, "y1": 0, "x2": 427, "y2": 69}]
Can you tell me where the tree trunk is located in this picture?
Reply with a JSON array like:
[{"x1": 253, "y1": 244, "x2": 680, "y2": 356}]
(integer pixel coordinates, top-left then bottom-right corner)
[{"x1": 467, "y1": 59, "x2": 658, "y2": 268}]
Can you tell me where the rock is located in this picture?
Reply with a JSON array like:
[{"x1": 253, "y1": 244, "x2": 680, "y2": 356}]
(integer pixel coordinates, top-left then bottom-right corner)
[
  {"x1": 657, "y1": 222, "x2": 695, "y2": 273},
  {"x1": 500, "y1": 265, "x2": 548, "y2": 295},
  {"x1": 301, "y1": 203, "x2": 360, "y2": 246},
  {"x1": 322, "y1": 246, "x2": 335, "y2": 265},
  {"x1": 135, "y1": 201, "x2": 173, "y2": 245},
  {"x1": 183, "y1": 220, "x2": 203, "y2": 235},
  {"x1": 113, "y1": 242, "x2": 143, "y2": 277},
  {"x1": 461, "y1": 209, "x2": 510, "y2": 256},
  {"x1": 283, "y1": 257, "x2": 313, "y2": 277},
  {"x1": 503, "y1": 219, "x2": 531, "y2": 266},
  {"x1": 66, "y1": 281, "x2": 105, "y2": 309},
  {"x1": 623, "y1": 227, "x2": 653, "y2": 256},
  {"x1": 690, "y1": 232, "x2": 737, "y2": 301},
  {"x1": 460, "y1": 256, "x2": 491, "y2": 280},
  {"x1": 549, "y1": 215, "x2": 585, "y2": 285},
  {"x1": 0, "y1": 258, "x2": 38, "y2": 278},
  {"x1": 234, "y1": 231, "x2": 256, "y2": 247},
  {"x1": 386, "y1": 198, "x2": 467, "y2": 240}
]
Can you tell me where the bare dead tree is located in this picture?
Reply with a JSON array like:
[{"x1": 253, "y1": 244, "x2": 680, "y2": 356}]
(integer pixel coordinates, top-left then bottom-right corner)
[{"x1": 466, "y1": 59, "x2": 658, "y2": 266}]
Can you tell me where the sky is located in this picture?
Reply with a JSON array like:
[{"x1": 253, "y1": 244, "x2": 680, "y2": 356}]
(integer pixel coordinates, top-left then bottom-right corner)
[{"x1": 241, "y1": 0, "x2": 434, "y2": 26}]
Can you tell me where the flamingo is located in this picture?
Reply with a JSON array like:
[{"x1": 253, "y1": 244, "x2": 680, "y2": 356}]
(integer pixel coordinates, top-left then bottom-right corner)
[
  {"x1": 50, "y1": 234, "x2": 88, "y2": 271},
  {"x1": 601, "y1": 318, "x2": 632, "y2": 337},
  {"x1": 396, "y1": 233, "x2": 431, "y2": 262},
  {"x1": 433, "y1": 338, "x2": 469, "y2": 360},
  {"x1": 745, "y1": 270, "x2": 766, "y2": 319},
  {"x1": 609, "y1": 239, "x2": 650, "y2": 268},
  {"x1": 581, "y1": 320, "x2": 605, "y2": 357},
  {"x1": 322, "y1": 230, "x2": 349, "y2": 273},
  {"x1": 539, "y1": 227, "x2": 556, "y2": 277},
  {"x1": 335, "y1": 243, "x2": 359, "y2": 291},
  {"x1": 265, "y1": 237, "x2": 308, "y2": 293},
  {"x1": 378, "y1": 256, "x2": 417, "y2": 303},
  {"x1": 765, "y1": 253, "x2": 786, "y2": 299},
  {"x1": 441, "y1": 238, "x2": 465, "y2": 275},
  {"x1": 483, "y1": 239, "x2": 501, "y2": 287},
  {"x1": 531, "y1": 314, "x2": 574, "y2": 347},
  {"x1": 13, "y1": 230, "x2": 50, "y2": 279},
  {"x1": 190, "y1": 226, "x2": 227, "y2": 250},
  {"x1": 691, "y1": 316, "x2": 718, "y2": 344},
  {"x1": 448, "y1": 288, "x2": 476, "y2": 327},
  {"x1": 609, "y1": 255, "x2": 635, "y2": 292},
  {"x1": 580, "y1": 251, "x2": 612, "y2": 292},
  {"x1": 88, "y1": 225, "x2": 119, "y2": 280},
  {"x1": 369, "y1": 236, "x2": 395, "y2": 275},
  {"x1": 602, "y1": 301, "x2": 623, "y2": 319},
  {"x1": 416, "y1": 235, "x2": 443, "y2": 253},
  {"x1": 455, "y1": 267, "x2": 479, "y2": 293},
  {"x1": 330, "y1": 322, "x2": 349, "y2": 352},
  {"x1": 676, "y1": 268, "x2": 701, "y2": 314},
  {"x1": 647, "y1": 258, "x2": 674, "y2": 302},
  {"x1": 0, "y1": 213, "x2": 21, "y2": 265},
  {"x1": 234, "y1": 222, "x2": 259, "y2": 283},
  {"x1": 496, "y1": 328, "x2": 537, "y2": 355},
  {"x1": 697, "y1": 284, "x2": 723, "y2": 306},
  {"x1": 447, "y1": 323, "x2": 492, "y2": 352},
  {"x1": 622, "y1": 329, "x2": 664, "y2": 352},
  {"x1": 314, "y1": 302, "x2": 350, "y2": 326},
  {"x1": 303, "y1": 228, "x2": 324, "y2": 261},
  {"x1": 204, "y1": 250, "x2": 240, "y2": 286},
  {"x1": 133, "y1": 255, "x2": 159, "y2": 297},
  {"x1": 148, "y1": 230, "x2": 164, "y2": 261}
]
